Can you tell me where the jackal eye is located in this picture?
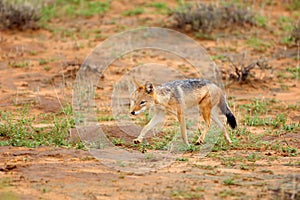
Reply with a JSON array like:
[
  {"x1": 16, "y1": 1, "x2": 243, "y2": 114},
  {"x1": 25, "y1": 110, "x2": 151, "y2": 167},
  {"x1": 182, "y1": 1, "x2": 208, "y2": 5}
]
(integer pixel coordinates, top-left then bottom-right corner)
[{"x1": 140, "y1": 100, "x2": 146, "y2": 105}]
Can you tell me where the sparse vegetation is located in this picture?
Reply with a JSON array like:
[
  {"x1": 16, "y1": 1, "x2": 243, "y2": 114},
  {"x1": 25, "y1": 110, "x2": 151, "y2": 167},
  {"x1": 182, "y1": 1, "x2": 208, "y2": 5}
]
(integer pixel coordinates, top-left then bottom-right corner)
[
  {"x1": 239, "y1": 98, "x2": 298, "y2": 133},
  {"x1": 0, "y1": 105, "x2": 82, "y2": 148},
  {"x1": 244, "y1": 113, "x2": 287, "y2": 128},
  {"x1": 151, "y1": 128, "x2": 175, "y2": 150},
  {"x1": 41, "y1": 0, "x2": 110, "y2": 22}
]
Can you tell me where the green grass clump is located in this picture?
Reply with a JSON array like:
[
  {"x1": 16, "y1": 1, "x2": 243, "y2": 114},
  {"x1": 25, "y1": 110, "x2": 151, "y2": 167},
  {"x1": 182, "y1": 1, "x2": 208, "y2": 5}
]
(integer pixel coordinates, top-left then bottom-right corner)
[
  {"x1": 111, "y1": 137, "x2": 125, "y2": 146},
  {"x1": 223, "y1": 177, "x2": 236, "y2": 185},
  {"x1": 246, "y1": 37, "x2": 271, "y2": 51},
  {"x1": 0, "y1": 105, "x2": 82, "y2": 148},
  {"x1": 122, "y1": 7, "x2": 144, "y2": 16},
  {"x1": 41, "y1": 0, "x2": 110, "y2": 22},
  {"x1": 286, "y1": 66, "x2": 300, "y2": 79},
  {"x1": 175, "y1": 157, "x2": 188, "y2": 162},
  {"x1": 9, "y1": 61, "x2": 30, "y2": 68},
  {"x1": 282, "y1": 123, "x2": 300, "y2": 132},
  {"x1": 271, "y1": 143, "x2": 298, "y2": 157},
  {"x1": 255, "y1": 15, "x2": 267, "y2": 27}
]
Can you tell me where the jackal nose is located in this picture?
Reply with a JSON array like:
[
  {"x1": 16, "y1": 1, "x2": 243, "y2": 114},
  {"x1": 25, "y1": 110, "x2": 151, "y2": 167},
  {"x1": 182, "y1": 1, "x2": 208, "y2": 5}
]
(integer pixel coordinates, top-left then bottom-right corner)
[{"x1": 131, "y1": 111, "x2": 135, "y2": 115}]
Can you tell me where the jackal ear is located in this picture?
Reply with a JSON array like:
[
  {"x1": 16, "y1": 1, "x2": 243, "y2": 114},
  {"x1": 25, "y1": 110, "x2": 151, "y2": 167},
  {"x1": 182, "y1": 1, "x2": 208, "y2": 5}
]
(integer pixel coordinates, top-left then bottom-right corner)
[
  {"x1": 145, "y1": 81, "x2": 153, "y2": 94},
  {"x1": 132, "y1": 77, "x2": 142, "y2": 88}
]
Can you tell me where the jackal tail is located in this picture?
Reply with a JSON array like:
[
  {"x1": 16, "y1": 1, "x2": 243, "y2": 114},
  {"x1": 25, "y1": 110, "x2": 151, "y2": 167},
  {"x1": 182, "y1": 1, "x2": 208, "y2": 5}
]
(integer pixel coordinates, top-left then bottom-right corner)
[{"x1": 219, "y1": 96, "x2": 237, "y2": 129}]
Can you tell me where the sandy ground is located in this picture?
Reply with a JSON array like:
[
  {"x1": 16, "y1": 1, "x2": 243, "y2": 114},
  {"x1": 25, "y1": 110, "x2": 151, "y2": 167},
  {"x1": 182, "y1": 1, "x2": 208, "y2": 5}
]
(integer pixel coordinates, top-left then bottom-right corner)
[{"x1": 0, "y1": 0, "x2": 299, "y2": 199}]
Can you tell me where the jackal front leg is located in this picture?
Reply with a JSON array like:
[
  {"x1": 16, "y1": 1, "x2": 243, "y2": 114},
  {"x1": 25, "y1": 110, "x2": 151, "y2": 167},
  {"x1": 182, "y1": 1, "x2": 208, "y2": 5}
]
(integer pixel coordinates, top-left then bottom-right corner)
[
  {"x1": 177, "y1": 109, "x2": 189, "y2": 146},
  {"x1": 133, "y1": 109, "x2": 165, "y2": 144},
  {"x1": 196, "y1": 122, "x2": 210, "y2": 145},
  {"x1": 196, "y1": 96, "x2": 212, "y2": 145}
]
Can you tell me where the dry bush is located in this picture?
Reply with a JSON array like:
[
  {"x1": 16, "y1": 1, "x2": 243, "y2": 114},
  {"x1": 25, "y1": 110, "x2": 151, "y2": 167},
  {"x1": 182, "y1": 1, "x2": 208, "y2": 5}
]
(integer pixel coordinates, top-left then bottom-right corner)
[
  {"x1": 0, "y1": 0, "x2": 41, "y2": 30},
  {"x1": 170, "y1": 3, "x2": 255, "y2": 33},
  {"x1": 224, "y1": 55, "x2": 272, "y2": 83}
]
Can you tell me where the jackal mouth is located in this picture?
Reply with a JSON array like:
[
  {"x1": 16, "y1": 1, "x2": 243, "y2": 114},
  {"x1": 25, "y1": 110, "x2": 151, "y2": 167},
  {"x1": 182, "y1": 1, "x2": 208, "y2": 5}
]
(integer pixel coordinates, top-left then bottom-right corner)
[{"x1": 130, "y1": 106, "x2": 146, "y2": 115}]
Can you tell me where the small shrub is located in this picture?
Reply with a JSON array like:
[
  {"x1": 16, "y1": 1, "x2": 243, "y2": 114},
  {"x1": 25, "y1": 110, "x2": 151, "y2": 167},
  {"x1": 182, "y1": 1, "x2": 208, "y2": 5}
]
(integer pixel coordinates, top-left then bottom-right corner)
[
  {"x1": 170, "y1": 3, "x2": 255, "y2": 33},
  {"x1": 226, "y1": 56, "x2": 272, "y2": 83},
  {"x1": 290, "y1": 19, "x2": 300, "y2": 44},
  {"x1": 0, "y1": 0, "x2": 42, "y2": 30}
]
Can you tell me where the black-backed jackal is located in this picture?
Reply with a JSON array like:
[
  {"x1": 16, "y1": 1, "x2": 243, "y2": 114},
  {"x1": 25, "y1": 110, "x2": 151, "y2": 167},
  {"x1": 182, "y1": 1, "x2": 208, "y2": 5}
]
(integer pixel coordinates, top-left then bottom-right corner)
[{"x1": 130, "y1": 79, "x2": 237, "y2": 146}]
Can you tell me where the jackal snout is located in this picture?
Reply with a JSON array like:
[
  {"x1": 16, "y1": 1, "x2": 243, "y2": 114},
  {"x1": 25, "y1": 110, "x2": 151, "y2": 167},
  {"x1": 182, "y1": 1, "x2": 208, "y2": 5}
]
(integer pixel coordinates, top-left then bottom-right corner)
[{"x1": 130, "y1": 101, "x2": 147, "y2": 115}]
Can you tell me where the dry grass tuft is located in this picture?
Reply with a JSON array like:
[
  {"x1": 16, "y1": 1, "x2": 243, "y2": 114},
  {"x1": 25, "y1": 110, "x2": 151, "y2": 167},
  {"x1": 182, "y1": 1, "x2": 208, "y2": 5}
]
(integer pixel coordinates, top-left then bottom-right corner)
[{"x1": 170, "y1": 3, "x2": 255, "y2": 33}]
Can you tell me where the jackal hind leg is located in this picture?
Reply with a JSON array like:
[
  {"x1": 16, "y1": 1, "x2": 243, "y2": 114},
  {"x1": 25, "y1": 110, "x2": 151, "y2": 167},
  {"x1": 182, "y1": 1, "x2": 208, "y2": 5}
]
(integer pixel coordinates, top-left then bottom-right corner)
[
  {"x1": 196, "y1": 97, "x2": 212, "y2": 145},
  {"x1": 211, "y1": 112, "x2": 232, "y2": 144},
  {"x1": 177, "y1": 108, "x2": 189, "y2": 146},
  {"x1": 133, "y1": 109, "x2": 165, "y2": 144}
]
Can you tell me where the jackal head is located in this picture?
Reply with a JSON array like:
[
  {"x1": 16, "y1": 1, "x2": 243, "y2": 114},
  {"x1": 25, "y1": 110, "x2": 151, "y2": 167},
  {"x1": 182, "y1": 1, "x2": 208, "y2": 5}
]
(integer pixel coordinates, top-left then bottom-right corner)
[{"x1": 130, "y1": 79, "x2": 154, "y2": 115}]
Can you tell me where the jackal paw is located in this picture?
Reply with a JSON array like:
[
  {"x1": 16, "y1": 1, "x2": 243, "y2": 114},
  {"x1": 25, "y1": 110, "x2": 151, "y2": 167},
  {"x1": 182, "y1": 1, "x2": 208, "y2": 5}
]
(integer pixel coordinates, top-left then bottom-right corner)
[
  {"x1": 133, "y1": 138, "x2": 142, "y2": 144},
  {"x1": 226, "y1": 138, "x2": 232, "y2": 144},
  {"x1": 195, "y1": 139, "x2": 205, "y2": 145}
]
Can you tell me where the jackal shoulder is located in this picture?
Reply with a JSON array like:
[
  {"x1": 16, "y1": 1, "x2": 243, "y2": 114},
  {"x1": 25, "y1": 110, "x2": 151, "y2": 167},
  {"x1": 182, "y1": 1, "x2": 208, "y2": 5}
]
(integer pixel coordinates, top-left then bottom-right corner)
[{"x1": 156, "y1": 79, "x2": 211, "y2": 95}]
